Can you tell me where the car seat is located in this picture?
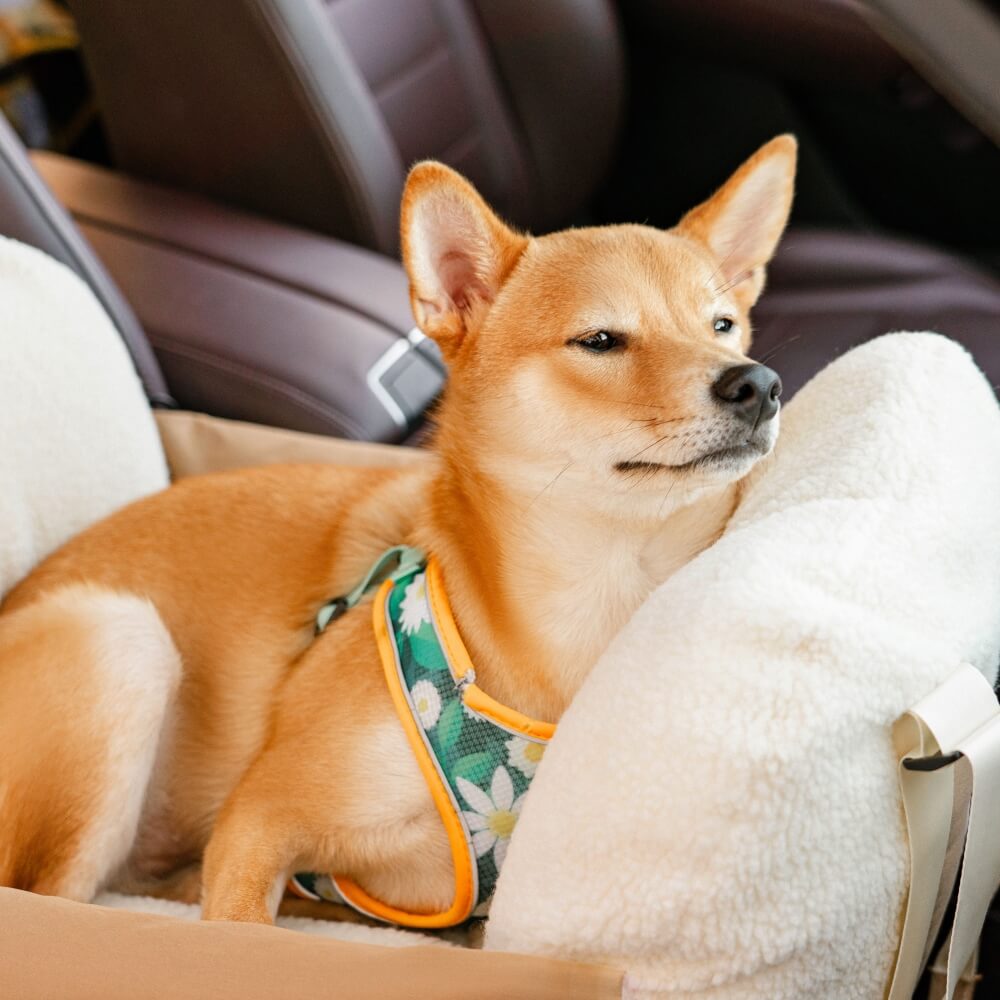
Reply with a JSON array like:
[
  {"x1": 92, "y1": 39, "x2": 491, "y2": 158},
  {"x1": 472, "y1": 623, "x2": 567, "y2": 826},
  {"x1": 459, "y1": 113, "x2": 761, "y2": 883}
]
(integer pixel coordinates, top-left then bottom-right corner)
[
  {"x1": 60, "y1": 0, "x2": 1000, "y2": 402},
  {"x1": 0, "y1": 113, "x2": 445, "y2": 442}
]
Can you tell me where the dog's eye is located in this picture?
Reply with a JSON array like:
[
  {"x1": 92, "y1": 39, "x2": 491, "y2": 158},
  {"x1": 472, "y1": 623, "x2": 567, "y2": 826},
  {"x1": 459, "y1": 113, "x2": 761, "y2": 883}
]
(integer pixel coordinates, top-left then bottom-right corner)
[
  {"x1": 713, "y1": 317, "x2": 735, "y2": 335},
  {"x1": 572, "y1": 330, "x2": 622, "y2": 353}
]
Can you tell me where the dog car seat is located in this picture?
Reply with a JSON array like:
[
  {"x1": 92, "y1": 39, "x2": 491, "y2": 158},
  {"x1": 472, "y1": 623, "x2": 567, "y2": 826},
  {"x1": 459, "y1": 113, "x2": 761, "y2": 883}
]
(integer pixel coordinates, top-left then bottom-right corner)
[
  {"x1": 4, "y1": 294, "x2": 999, "y2": 1000},
  {"x1": 2, "y1": 107, "x2": 1000, "y2": 1000}
]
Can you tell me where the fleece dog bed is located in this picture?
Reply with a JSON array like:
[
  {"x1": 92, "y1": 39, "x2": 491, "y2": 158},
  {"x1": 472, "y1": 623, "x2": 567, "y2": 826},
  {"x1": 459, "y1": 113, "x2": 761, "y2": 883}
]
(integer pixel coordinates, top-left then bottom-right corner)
[
  {"x1": 101, "y1": 335, "x2": 1000, "y2": 1000},
  {"x1": 3, "y1": 234, "x2": 1000, "y2": 998}
]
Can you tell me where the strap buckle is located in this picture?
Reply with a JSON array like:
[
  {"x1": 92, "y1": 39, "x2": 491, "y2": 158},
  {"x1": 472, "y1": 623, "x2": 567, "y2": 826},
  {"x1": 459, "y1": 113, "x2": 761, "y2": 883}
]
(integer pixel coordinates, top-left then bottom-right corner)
[
  {"x1": 315, "y1": 597, "x2": 349, "y2": 635},
  {"x1": 455, "y1": 668, "x2": 477, "y2": 694},
  {"x1": 315, "y1": 545, "x2": 426, "y2": 635},
  {"x1": 889, "y1": 665, "x2": 1000, "y2": 1000}
]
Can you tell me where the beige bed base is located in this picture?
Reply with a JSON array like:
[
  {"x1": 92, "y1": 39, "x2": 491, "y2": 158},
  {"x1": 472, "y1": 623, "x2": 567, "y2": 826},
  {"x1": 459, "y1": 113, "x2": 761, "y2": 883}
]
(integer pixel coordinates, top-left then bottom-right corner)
[
  {"x1": 0, "y1": 888, "x2": 622, "y2": 1000},
  {"x1": 2, "y1": 411, "x2": 624, "y2": 1000}
]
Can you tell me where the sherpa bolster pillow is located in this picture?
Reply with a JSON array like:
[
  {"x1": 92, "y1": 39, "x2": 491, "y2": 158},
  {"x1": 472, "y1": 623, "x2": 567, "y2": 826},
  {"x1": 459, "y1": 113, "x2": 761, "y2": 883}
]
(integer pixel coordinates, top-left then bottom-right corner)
[
  {"x1": 486, "y1": 332, "x2": 1000, "y2": 1000},
  {"x1": 0, "y1": 237, "x2": 168, "y2": 597}
]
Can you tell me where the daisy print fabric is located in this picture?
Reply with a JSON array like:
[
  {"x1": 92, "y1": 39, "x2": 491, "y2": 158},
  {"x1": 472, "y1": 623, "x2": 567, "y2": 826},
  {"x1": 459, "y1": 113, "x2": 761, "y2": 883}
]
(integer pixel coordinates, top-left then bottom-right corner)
[
  {"x1": 387, "y1": 562, "x2": 549, "y2": 917},
  {"x1": 294, "y1": 558, "x2": 551, "y2": 923}
]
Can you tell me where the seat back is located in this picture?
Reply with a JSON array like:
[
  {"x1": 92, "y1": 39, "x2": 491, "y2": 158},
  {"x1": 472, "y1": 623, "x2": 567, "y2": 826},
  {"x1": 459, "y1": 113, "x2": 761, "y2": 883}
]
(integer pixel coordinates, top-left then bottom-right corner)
[
  {"x1": 0, "y1": 114, "x2": 172, "y2": 406},
  {"x1": 68, "y1": 0, "x2": 624, "y2": 254}
]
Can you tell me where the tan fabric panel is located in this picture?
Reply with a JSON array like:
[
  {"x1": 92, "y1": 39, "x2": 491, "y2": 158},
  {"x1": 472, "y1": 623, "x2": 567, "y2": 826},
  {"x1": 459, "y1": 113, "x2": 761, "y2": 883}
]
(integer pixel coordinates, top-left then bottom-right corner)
[
  {"x1": 155, "y1": 410, "x2": 430, "y2": 479},
  {"x1": 0, "y1": 889, "x2": 623, "y2": 1000}
]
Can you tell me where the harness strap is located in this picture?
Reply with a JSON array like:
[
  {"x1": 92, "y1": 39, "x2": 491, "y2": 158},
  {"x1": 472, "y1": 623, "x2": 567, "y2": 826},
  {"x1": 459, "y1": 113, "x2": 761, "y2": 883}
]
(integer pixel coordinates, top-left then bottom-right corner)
[
  {"x1": 888, "y1": 665, "x2": 1000, "y2": 1000},
  {"x1": 315, "y1": 545, "x2": 424, "y2": 633},
  {"x1": 296, "y1": 551, "x2": 556, "y2": 928},
  {"x1": 328, "y1": 570, "x2": 479, "y2": 927}
]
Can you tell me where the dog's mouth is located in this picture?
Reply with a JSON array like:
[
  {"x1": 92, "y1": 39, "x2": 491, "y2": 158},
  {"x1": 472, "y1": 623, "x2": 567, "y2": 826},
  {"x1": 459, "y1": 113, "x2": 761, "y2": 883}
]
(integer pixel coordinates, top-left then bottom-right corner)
[{"x1": 614, "y1": 440, "x2": 770, "y2": 476}]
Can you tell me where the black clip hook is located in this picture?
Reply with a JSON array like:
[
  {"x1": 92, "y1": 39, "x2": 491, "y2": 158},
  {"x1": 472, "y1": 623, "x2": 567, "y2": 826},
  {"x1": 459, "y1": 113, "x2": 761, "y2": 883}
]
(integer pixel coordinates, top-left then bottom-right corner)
[{"x1": 903, "y1": 750, "x2": 963, "y2": 772}]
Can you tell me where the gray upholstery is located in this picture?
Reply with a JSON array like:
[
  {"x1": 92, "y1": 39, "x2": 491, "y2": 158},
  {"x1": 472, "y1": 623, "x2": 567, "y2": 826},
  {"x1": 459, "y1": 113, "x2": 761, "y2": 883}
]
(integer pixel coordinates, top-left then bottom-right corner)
[
  {"x1": 862, "y1": 0, "x2": 1000, "y2": 146},
  {"x1": 622, "y1": 0, "x2": 904, "y2": 85},
  {"x1": 470, "y1": 0, "x2": 625, "y2": 232},
  {"x1": 0, "y1": 114, "x2": 172, "y2": 406},
  {"x1": 68, "y1": 0, "x2": 624, "y2": 253},
  {"x1": 752, "y1": 228, "x2": 1000, "y2": 398}
]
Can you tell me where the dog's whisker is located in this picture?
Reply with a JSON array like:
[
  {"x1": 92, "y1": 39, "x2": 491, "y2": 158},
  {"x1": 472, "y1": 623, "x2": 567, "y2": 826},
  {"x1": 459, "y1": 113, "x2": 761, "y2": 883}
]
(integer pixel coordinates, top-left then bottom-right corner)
[
  {"x1": 657, "y1": 476, "x2": 679, "y2": 518},
  {"x1": 713, "y1": 259, "x2": 766, "y2": 297},
  {"x1": 757, "y1": 334, "x2": 803, "y2": 365},
  {"x1": 704, "y1": 244, "x2": 741, "y2": 290},
  {"x1": 526, "y1": 460, "x2": 576, "y2": 511},
  {"x1": 586, "y1": 421, "x2": 662, "y2": 448},
  {"x1": 588, "y1": 397, "x2": 698, "y2": 423},
  {"x1": 619, "y1": 430, "x2": 682, "y2": 466},
  {"x1": 591, "y1": 423, "x2": 645, "y2": 441},
  {"x1": 713, "y1": 271, "x2": 750, "y2": 297}
]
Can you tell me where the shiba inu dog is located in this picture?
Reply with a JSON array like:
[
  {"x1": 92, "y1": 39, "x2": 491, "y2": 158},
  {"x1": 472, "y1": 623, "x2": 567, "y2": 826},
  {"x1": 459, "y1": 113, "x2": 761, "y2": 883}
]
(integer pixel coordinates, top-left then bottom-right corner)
[{"x1": 0, "y1": 135, "x2": 796, "y2": 925}]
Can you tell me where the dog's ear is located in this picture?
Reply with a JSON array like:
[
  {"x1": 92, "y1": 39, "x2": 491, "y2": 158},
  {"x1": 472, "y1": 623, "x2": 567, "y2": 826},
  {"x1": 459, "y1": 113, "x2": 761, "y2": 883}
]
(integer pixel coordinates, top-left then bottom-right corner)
[
  {"x1": 677, "y1": 135, "x2": 797, "y2": 310},
  {"x1": 401, "y1": 161, "x2": 529, "y2": 359}
]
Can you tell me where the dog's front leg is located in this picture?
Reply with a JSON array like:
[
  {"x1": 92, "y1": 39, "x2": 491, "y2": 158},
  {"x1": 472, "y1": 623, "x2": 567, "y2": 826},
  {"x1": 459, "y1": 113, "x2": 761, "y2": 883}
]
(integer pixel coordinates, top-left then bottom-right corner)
[{"x1": 200, "y1": 762, "x2": 306, "y2": 924}]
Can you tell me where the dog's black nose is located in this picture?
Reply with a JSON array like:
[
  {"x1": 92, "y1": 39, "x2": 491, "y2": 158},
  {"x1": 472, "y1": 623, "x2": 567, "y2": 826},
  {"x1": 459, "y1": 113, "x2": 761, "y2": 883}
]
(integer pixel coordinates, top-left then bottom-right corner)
[{"x1": 712, "y1": 364, "x2": 782, "y2": 425}]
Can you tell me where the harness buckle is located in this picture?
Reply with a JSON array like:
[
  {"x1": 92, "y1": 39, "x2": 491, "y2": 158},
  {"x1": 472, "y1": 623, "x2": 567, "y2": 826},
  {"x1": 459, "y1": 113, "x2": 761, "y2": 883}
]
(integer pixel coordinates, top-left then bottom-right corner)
[{"x1": 315, "y1": 597, "x2": 349, "y2": 635}]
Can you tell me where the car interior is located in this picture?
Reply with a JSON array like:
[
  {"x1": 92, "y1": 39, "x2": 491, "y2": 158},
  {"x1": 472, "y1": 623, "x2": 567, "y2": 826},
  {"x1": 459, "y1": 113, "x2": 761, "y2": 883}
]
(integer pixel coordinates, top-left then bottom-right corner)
[
  {"x1": 2, "y1": 1, "x2": 1000, "y2": 997},
  {"x1": 3, "y1": 0, "x2": 1000, "y2": 439}
]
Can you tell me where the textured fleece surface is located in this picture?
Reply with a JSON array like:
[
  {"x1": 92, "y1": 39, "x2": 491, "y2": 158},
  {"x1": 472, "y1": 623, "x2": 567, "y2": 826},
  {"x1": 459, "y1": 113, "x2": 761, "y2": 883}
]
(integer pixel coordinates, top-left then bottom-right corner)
[
  {"x1": 7, "y1": 246, "x2": 1000, "y2": 986},
  {"x1": 0, "y1": 237, "x2": 167, "y2": 599},
  {"x1": 485, "y1": 333, "x2": 1000, "y2": 999},
  {"x1": 93, "y1": 892, "x2": 450, "y2": 948}
]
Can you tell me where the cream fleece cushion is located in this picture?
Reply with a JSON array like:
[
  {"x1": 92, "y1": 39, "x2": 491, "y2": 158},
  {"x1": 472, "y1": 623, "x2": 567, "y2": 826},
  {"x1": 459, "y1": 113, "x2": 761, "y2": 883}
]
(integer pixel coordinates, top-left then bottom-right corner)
[
  {"x1": 486, "y1": 333, "x2": 1000, "y2": 999},
  {"x1": 0, "y1": 237, "x2": 168, "y2": 597}
]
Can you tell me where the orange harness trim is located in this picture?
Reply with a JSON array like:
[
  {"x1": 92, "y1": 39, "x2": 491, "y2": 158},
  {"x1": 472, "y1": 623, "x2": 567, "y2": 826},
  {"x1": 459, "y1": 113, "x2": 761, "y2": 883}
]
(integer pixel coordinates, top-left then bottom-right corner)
[{"x1": 290, "y1": 557, "x2": 554, "y2": 927}]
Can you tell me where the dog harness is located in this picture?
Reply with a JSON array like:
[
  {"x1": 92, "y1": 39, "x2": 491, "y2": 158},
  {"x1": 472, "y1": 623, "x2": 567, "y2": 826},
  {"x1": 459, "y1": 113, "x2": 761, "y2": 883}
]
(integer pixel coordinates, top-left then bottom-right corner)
[{"x1": 289, "y1": 547, "x2": 556, "y2": 927}]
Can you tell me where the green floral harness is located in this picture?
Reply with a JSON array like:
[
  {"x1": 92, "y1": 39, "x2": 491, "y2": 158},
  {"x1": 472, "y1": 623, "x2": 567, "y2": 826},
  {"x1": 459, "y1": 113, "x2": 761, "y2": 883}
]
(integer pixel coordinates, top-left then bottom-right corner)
[{"x1": 289, "y1": 548, "x2": 555, "y2": 928}]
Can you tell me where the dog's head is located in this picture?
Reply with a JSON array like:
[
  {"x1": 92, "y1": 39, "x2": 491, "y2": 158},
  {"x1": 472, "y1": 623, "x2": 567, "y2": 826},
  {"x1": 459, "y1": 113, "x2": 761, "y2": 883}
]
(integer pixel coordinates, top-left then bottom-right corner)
[{"x1": 401, "y1": 136, "x2": 796, "y2": 518}]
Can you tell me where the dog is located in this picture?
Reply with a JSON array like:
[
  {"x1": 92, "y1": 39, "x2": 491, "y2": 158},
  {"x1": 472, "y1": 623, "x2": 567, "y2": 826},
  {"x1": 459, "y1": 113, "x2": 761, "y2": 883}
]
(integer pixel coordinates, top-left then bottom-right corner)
[{"x1": 0, "y1": 135, "x2": 796, "y2": 925}]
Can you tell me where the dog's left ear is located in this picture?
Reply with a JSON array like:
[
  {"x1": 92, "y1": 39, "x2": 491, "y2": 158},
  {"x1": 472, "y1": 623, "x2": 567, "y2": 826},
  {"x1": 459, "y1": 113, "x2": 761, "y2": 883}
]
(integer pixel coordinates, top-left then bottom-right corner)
[
  {"x1": 677, "y1": 135, "x2": 797, "y2": 310},
  {"x1": 401, "y1": 161, "x2": 529, "y2": 360}
]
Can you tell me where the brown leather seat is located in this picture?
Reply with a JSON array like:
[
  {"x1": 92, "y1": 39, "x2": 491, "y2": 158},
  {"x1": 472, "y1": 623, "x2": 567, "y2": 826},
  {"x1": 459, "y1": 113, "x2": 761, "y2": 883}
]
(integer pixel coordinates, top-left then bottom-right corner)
[
  {"x1": 756, "y1": 229, "x2": 1000, "y2": 397},
  {"x1": 0, "y1": 113, "x2": 172, "y2": 407},
  {"x1": 0, "y1": 114, "x2": 445, "y2": 441},
  {"x1": 66, "y1": 0, "x2": 1000, "y2": 402},
  {"x1": 69, "y1": 0, "x2": 624, "y2": 256}
]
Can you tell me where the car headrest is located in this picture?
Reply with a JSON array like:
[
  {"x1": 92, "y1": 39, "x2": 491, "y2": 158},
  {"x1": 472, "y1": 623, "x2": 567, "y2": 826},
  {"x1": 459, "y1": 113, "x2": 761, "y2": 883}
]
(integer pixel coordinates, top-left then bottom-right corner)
[{"x1": 0, "y1": 114, "x2": 173, "y2": 407}]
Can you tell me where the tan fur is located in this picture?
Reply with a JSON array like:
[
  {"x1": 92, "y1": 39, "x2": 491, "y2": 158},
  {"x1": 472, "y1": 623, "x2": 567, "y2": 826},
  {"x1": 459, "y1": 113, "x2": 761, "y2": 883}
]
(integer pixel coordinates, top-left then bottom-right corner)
[{"x1": 0, "y1": 137, "x2": 797, "y2": 922}]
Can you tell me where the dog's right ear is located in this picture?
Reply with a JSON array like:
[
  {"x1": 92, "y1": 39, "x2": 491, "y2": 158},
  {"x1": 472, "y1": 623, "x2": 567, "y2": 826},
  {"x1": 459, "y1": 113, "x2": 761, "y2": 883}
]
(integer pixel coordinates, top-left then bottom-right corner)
[{"x1": 401, "y1": 162, "x2": 528, "y2": 360}]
